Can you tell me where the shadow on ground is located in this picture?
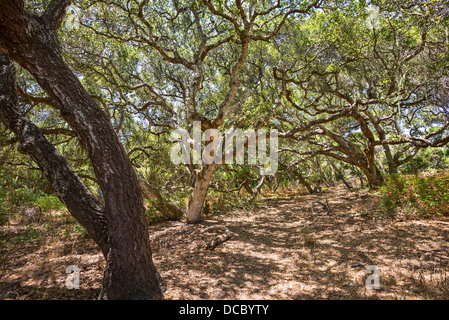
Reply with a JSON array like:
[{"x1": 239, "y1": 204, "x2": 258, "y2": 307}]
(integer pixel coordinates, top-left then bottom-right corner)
[{"x1": 1, "y1": 185, "x2": 448, "y2": 299}]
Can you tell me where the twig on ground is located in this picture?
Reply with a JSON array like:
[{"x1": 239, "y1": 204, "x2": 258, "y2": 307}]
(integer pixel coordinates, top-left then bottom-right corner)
[{"x1": 311, "y1": 200, "x2": 330, "y2": 215}]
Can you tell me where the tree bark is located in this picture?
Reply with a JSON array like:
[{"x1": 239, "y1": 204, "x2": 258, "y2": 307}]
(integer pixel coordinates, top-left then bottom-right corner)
[
  {"x1": 250, "y1": 176, "x2": 266, "y2": 202},
  {"x1": 243, "y1": 181, "x2": 254, "y2": 195},
  {"x1": 0, "y1": 0, "x2": 162, "y2": 299},
  {"x1": 358, "y1": 163, "x2": 383, "y2": 188},
  {"x1": 313, "y1": 125, "x2": 383, "y2": 188},
  {"x1": 329, "y1": 160, "x2": 337, "y2": 186},
  {"x1": 0, "y1": 53, "x2": 109, "y2": 254},
  {"x1": 186, "y1": 164, "x2": 217, "y2": 224}
]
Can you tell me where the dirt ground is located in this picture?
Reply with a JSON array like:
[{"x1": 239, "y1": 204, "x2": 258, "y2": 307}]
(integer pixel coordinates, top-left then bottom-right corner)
[{"x1": 1, "y1": 185, "x2": 449, "y2": 300}]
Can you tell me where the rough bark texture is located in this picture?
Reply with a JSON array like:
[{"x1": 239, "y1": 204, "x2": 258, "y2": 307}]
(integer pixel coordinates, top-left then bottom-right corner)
[
  {"x1": 329, "y1": 160, "x2": 352, "y2": 190},
  {"x1": 0, "y1": 53, "x2": 109, "y2": 254},
  {"x1": 0, "y1": 0, "x2": 162, "y2": 300},
  {"x1": 312, "y1": 124, "x2": 382, "y2": 188},
  {"x1": 250, "y1": 176, "x2": 265, "y2": 202}
]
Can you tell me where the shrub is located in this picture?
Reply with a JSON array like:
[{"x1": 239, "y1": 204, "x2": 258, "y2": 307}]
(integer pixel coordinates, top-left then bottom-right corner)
[
  {"x1": 9, "y1": 187, "x2": 41, "y2": 207},
  {"x1": 378, "y1": 171, "x2": 449, "y2": 216},
  {"x1": 378, "y1": 174, "x2": 408, "y2": 214},
  {"x1": 10, "y1": 226, "x2": 42, "y2": 244},
  {"x1": 145, "y1": 204, "x2": 164, "y2": 224},
  {"x1": 412, "y1": 172, "x2": 449, "y2": 216},
  {"x1": 208, "y1": 192, "x2": 257, "y2": 216},
  {"x1": 35, "y1": 194, "x2": 65, "y2": 212}
]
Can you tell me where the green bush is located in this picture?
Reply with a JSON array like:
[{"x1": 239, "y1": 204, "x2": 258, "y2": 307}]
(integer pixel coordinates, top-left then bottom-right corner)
[
  {"x1": 9, "y1": 187, "x2": 41, "y2": 207},
  {"x1": 35, "y1": 194, "x2": 65, "y2": 212},
  {"x1": 10, "y1": 226, "x2": 42, "y2": 244},
  {"x1": 208, "y1": 192, "x2": 257, "y2": 215},
  {"x1": 412, "y1": 172, "x2": 449, "y2": 216},
  {"x1": 0, "y1": 179, "x2": 65, "y2": 211},
  {"x1": 0, "y1": 186, "x2": 39, "y2": 223},
  {"x1": 378, "y1": 171, "x2": 449, "y2": 216},
  {"x1": 378, "y1": 174, "x2": 408, "y2": 214},
  {"x1": 57, "y1": 223, "x2": 89, "y2": 240},
  {"x1": 145, "y1": 204, "x2": 163, "y2": 224}
]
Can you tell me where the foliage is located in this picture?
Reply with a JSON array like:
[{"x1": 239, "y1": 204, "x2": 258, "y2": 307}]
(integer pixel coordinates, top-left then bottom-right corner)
[
  {"x1": 1, "y1": 0, "x2": 449, "y2": 226},
  {"x1": 0, "y1": 166, "x2": 66, "y2": 225},
  {"x1": 378, "y1": 171, "x2": 449, "y2": 216},
  {"x1": 378, "y1": 174, "x2": 408, "y2": 214},
  {"x1": 207, "y1": 191, "x2": 257, "y2": 216},
  {"x1": 8, "y1": 225, "x2": 42, "y2": 244},
  {"x1": 35, "y1": 195, "x2": 66, "y2": 212},
  {"x1": 400, "y1": 148, "x2": 449, "y2": 173},
  {"x1": 0, "y1": 211, "x2": 89, "y2": 246}
]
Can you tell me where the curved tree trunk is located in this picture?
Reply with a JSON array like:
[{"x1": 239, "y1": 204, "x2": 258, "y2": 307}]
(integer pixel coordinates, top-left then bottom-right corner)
[
  {"x1": 329, "y1": 160, "x2": 352, "y2": 190},
  {"x1": 0, "y1": 1, "x2": 162, "y2": 300},
  {"x1": 0, "y1": 53, "x2": 109, "y2": 253},
  {"x1": 359, "y1": 164, "x2": 383, "y2": 188},
  {"x1": 250, "y1": 176, "x2": 266, "y2": 202},
  {"x1": 292, "y1": 170, "x2": 315, "y2": 194}
]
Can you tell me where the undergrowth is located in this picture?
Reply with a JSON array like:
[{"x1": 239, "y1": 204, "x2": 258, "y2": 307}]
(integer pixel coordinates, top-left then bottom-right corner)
[{"x1": 378, "y1": 171, "x2": 449, "y2": 217}]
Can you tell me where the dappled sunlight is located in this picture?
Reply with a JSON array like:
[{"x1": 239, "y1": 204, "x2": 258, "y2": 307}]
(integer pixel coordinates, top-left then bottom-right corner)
[
  {"x1": 146, "y1": 185, "x2": 449, "y2": 300},
  {"x1": 1, "y1": 185, "x2": 448, "y2": 299}
]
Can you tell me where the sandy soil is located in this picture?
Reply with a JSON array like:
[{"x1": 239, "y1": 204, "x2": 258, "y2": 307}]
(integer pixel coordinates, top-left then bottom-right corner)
[{"x1": 1, "y1": 185, "x2": 449, "y2": 300}]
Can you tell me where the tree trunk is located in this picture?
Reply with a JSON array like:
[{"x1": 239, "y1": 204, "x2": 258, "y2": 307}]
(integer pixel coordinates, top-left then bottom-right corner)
[
  {"x1": 293, "y1": 170, "x2": 315, "y2": 194},
  {"x1": 263, "y1": 177, "x2": 273, "y2": 190},
  {"x1": 330, "y1": 161, "x2": 352, "y2": 190},
  {"x1": 135, "y1": 170, "x2": 183, "y2": 221},
  {"x1": 186, "y1": 164, "x2": 218, "y2": 224},
  {"x1": 243, "y1": 181, "x2": 254, "y2": 195},
  {"x1": 0, "y1": 53, "x2": 109, "y2": 254},
  {"x1": 352, "y1": 167, "x2": 364, "y2": 188},
  {"x1": 359, "y1": 164, "x2": 383, "y2": 188},
  {"x1": 0, "y1": 1, "x2": 163, "y2": 299},
  {"x1": 330, "y1": 167, "x2": 337, "y2": 186},
  {"x1": 272, "y1": 174, "x2": 280, "y2": 192},
  {"x1": 250, "y1": 176, "x2": 266, "y2": 202},
  {"x1": 327, "y1": 157, "x2": 337, "y2": 186}
]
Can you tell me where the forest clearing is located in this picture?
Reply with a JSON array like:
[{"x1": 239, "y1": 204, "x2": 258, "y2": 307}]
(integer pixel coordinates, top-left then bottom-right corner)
[
  {"x1": 1, "y1": 0, "x2": 449, "y2": 300},
  {"x1": 1, "y1": 183, "x2": 449, "y2": 300}
]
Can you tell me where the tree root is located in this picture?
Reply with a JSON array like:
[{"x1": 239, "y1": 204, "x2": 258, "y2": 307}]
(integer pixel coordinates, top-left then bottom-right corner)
[{"x1": 204, "y1": 225, "x2": 234, "y2": 250}]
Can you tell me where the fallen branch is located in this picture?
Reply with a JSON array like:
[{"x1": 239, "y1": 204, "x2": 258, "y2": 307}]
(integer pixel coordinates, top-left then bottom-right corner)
[
  {"x1": 311, "y1": 195, "x2": 331, "y2": 215},
  {"x1": 204, "y1": 225, "x2": 234, "y2": 250}
]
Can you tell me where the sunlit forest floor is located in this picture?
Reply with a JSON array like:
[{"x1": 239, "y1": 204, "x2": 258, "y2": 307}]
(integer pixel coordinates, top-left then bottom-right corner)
[{"x1": 1, "y1": 184, "x2": 449, "y2": 300}]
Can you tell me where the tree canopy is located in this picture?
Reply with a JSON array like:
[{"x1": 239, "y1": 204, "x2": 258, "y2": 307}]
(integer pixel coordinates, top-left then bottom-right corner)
[{"x1": 1, "y1": 0, "x2": 449, "y2": 299}]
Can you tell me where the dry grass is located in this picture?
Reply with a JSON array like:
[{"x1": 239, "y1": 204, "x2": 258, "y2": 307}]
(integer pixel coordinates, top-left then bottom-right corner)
[{"x1": 1, "y1": 185, "x2": 449, "y2": 300}]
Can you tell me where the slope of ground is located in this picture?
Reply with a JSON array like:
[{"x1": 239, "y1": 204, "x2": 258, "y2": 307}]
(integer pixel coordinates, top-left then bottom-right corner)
[{"x1": 1, "y1": 185, "x2": 448, "y2": 299}]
